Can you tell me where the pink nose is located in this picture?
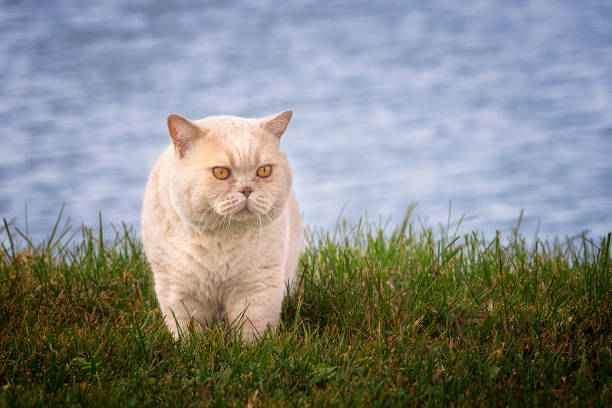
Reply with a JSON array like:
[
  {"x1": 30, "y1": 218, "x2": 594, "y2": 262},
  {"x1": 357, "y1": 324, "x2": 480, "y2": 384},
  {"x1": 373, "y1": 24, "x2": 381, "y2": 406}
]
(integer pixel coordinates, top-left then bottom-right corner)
[{"x1": 241, "y1": 187, "x2": 252, "y2": 198}]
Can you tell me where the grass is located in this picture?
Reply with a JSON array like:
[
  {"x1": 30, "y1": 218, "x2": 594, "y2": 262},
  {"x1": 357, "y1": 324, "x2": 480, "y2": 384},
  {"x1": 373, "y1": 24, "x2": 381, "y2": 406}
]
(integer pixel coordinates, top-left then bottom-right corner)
[{"x1": 0, "y1": 208, "x2": 611, "y2": 407}]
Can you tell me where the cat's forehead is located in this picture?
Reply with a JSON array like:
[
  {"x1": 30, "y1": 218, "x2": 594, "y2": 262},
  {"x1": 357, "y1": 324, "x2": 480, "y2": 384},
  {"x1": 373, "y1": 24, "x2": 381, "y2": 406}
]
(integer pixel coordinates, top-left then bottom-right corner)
[
  {"x1": 194, "y1": 116, "x2": 269, "y2": 142},
  {"x1": 215, "y1": 132, "x2": 265, "y2": 165},
  {"x1": 190, "y1": 116, "x2": 278, "y2": 165},
  {"x1": 193, "y1": 115, "x2": 257, "y2": 131}
]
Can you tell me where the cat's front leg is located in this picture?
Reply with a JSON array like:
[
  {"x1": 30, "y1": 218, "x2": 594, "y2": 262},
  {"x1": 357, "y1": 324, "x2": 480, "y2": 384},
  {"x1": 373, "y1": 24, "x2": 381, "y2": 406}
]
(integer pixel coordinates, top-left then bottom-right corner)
[
  {"x1": 157, "y1": 292, "x2": 211, "y2": 339},
  {"x1": 225, "y1": 282, "x2": 284, "y2": 341}
]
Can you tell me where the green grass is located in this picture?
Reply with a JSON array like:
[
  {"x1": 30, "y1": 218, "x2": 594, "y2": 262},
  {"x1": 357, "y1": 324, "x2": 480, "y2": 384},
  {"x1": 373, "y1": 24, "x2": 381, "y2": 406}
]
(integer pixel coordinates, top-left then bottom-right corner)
[{"x1": 1, "y1": 209, "x2": 611, "y2": 407}]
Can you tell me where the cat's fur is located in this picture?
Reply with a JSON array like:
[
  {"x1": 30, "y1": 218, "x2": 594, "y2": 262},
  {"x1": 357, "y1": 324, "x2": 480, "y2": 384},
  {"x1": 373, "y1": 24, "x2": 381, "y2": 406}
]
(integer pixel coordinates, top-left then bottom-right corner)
[{"x1": 141, "y1": 110, "x2": 302, "y2": 340}]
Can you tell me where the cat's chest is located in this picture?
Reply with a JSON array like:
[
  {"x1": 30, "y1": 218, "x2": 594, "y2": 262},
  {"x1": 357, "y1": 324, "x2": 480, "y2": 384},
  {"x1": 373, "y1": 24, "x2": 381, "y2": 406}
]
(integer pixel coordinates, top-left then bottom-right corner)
[{"x1": 184, "y1": 234, "x2": 257, "y2": 280}]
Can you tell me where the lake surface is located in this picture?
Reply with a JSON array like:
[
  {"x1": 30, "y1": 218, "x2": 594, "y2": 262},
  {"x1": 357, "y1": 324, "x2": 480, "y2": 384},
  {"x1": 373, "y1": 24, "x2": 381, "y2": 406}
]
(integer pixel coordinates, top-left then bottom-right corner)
[{"x1": 1, "y1": 0, "x2": 611, "y2": 244}]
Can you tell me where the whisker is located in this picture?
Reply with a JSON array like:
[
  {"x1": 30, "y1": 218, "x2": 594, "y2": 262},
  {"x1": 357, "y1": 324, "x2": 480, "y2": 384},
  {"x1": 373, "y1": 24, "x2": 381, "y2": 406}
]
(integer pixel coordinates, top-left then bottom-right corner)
[
  {"x1": 221, "y1": 213, "x2": 232, "y2": 240},
  {"x1": 256, "y1": 214, "x2": 263, "y2": 264},
  {"x1": 262, "y1": 212, "x2": 276, "y2": 225},
  {"x1": 198, "y1": 207, "x2": 217, "y2": 233},
  {"x1": 214, "y1": 215, "x2": 226, "y2": 239}
]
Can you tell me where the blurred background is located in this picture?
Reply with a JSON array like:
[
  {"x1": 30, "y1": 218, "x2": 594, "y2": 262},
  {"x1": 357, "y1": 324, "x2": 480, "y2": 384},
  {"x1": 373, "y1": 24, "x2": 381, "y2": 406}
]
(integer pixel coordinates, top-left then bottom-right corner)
[{"x1": 1, "y1": 0, "x2": 611, "y2": 243}]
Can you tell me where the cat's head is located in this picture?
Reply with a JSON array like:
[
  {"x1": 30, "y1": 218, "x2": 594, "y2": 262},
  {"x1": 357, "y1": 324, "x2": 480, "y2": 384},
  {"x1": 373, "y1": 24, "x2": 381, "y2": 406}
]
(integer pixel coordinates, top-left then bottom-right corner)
[{"x1": 166, "y1": 110, "x2": 293, "y2": 232}]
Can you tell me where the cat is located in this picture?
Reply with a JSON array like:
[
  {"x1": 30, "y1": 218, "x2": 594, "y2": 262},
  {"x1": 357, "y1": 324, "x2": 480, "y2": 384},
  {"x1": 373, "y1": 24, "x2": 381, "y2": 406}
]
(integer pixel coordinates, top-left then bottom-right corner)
[{"x1": 141, "y1": 110, "x2": 302, "y2": 341}]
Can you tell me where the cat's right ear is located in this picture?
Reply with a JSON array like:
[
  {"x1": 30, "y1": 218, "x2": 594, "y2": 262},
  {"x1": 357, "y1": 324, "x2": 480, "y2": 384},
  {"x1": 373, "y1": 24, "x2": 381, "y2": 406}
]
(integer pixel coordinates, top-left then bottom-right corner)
[
  {"x1": 167, "y1": 114, "x2": 206, "y2": 158},
  {"x1": 261, "y1": 110, "x2": 293, "y2": 141}
]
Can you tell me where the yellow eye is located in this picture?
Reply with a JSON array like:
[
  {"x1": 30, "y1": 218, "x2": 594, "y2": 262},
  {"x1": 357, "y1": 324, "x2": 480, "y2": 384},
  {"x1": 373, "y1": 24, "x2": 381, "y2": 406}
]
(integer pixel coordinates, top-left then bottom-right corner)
[
  {"x1": 257, "y1": 165, "x2": 271, "y2": 178},
  {"x1": 212, "y1": 167, "x2": 230, "y2": 180}
]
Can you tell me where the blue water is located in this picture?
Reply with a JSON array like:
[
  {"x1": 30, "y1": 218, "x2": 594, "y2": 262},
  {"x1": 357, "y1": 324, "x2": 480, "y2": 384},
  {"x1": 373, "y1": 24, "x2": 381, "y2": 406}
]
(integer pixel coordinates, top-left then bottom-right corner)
[{"x1": 1, "y1": 0, "x2": 611, "y2": 243}]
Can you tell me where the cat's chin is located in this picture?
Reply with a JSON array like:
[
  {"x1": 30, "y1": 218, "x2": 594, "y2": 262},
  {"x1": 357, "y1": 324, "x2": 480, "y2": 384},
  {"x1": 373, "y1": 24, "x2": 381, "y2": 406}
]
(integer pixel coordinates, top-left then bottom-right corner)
[
  {"x1": 230, "y1": 208, "x2": 271, "y2": 223},
  {"x1": 183, "y1": 208, "x2": 267, "y2": 232},
  {"x1": 232, "y1": 207, "x2": 254, "y2": 220},
  {"x1": 222, "y1": 207, "x2": 282, "y2": 231}
]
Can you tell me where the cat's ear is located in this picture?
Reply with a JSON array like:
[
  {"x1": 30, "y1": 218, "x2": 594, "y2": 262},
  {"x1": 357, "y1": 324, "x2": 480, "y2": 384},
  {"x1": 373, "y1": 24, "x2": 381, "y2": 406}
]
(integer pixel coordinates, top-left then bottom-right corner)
[
  {"x1": 167, "y1": 114, "x2": 206, "y2": 158},
  {"x1": 261, "y1": 110, "x2": 292, "y2": 140}
]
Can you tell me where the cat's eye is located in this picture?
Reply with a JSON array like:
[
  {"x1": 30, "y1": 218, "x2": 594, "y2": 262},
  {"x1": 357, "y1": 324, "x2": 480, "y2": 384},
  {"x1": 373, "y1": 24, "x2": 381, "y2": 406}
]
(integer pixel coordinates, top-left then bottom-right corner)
[
  {"x1": 212, "y1": 167, "x2": 230, "y2": 180},
  {"x1": 257, "y1": 165, "x2": 271, "y2": 178}
]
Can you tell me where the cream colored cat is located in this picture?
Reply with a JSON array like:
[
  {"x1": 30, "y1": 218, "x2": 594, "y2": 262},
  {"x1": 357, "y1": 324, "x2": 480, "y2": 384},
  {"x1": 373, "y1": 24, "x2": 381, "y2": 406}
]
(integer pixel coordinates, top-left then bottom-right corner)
[{"x1": 141, "y1": 110, "x2": 302, "y2": 341}]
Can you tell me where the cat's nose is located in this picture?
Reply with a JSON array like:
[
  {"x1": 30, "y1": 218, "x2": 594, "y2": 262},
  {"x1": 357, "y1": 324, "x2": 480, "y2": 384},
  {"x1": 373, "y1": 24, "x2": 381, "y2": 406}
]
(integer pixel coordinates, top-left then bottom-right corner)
[{"x1": 240, "y1": 187, "x2": 252, "y2": 198}]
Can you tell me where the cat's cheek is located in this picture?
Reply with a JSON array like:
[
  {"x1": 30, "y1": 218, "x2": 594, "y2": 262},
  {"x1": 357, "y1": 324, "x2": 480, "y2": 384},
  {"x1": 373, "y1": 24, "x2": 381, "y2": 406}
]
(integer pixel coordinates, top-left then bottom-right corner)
[
  {"x1": 260, "y1": 171, "x2": 290, "y2": 197},
  {"x1": 270, "y1": 182, "x2": 292, "y2": 211},
  {"x1": 169, "y1": 188, "x2": 197, "y2": 223},
  {"x1": 168, "y1": 176, "x2": 211, "y2": 224}
]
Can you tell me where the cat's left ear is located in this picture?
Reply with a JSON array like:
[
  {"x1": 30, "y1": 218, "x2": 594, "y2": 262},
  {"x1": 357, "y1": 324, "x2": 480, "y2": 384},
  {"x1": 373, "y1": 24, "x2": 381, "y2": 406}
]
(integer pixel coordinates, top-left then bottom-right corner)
[
  {"x1": 167, "y1": 114, "x2": 207, "y2": 158},
  {"x1": 261, "y1": 110, "x2": 292, "y2": 141}
]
